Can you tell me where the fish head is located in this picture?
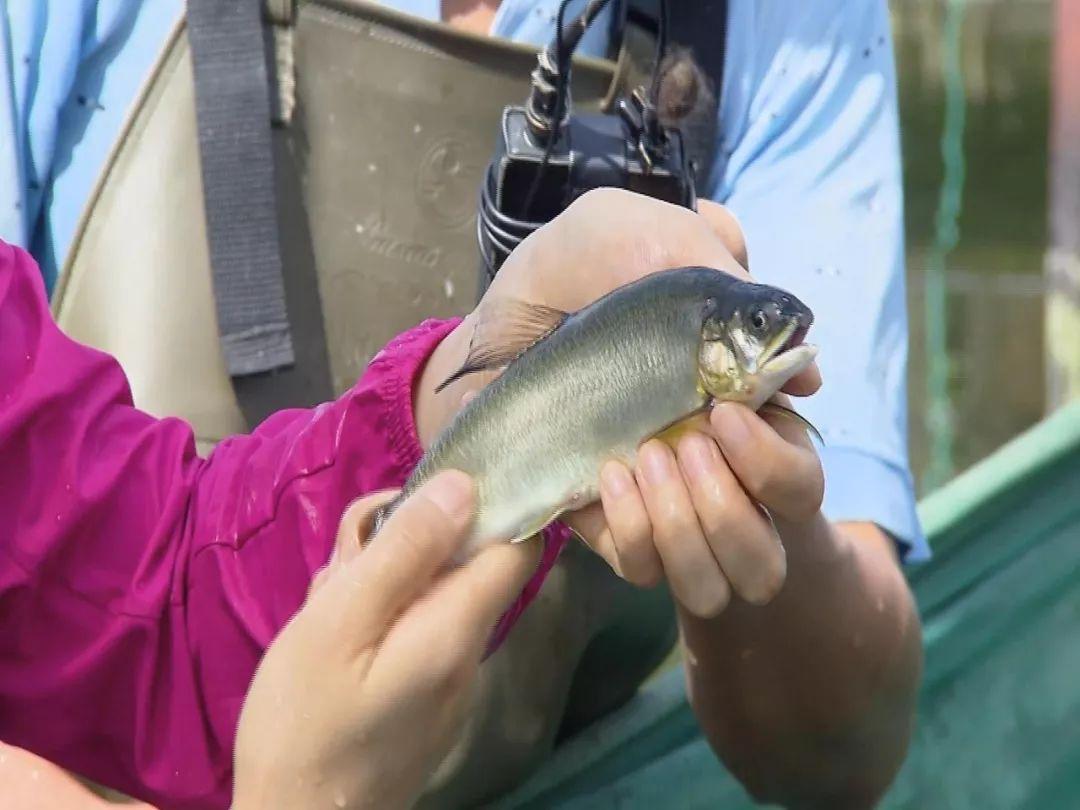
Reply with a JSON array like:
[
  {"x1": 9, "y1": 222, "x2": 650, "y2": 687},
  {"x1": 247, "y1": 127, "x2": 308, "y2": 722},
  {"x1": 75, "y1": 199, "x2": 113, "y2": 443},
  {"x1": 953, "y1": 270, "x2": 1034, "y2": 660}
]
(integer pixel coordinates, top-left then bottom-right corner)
[{"x1": 698, "y1": 279, "x2": 818, "y2": 408}]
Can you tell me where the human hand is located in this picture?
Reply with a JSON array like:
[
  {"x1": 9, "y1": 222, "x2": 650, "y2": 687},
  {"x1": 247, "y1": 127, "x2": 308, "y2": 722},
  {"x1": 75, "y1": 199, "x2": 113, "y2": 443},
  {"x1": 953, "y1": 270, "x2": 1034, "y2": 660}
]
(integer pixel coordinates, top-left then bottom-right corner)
[
  {"x1": 232, "y1": 472, "x2": 540, "y2": 810},
  {"x1": 415, "y1": 188, "x2": 820, "y2": 447},
  {"x1": 563, "y1": 396, "x2": 825, "y2": 618},
  {"x1": 413, "y1": 188, "x2": 823, "y2": 619}
]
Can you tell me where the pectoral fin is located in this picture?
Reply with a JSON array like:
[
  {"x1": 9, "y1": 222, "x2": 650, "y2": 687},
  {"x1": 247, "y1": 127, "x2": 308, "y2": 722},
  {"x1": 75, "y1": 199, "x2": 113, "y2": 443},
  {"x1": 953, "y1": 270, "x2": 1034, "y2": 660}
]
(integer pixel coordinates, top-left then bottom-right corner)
[
  {"x1": 759, "y1": 400, "x2": 824, "y2": 445},
  {"x1": 508, "y1": 507, "x2": 567, "y2": 544},
  {"x1": 436, "y1": 298, "x2": 569, "y2": 392},
  {"x1": 653, "y1": 410, "x2": 712, "y2": 450}
]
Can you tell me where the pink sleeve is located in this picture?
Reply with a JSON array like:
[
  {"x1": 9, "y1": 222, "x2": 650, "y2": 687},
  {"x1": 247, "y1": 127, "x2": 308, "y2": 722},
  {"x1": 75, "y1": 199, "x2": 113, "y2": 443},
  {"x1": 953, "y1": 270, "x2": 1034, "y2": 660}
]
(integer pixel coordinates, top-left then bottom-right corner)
[{"x1": 0, "y1": 242, "x2": 569, "y2": 809}]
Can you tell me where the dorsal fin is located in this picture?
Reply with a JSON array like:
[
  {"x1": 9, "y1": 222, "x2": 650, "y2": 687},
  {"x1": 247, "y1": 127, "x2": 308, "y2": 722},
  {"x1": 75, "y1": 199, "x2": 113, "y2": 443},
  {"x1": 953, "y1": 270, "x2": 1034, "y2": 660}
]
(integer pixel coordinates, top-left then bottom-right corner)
[{"x1": 435, "y1": 298, "x2": 569, "y2": 393}]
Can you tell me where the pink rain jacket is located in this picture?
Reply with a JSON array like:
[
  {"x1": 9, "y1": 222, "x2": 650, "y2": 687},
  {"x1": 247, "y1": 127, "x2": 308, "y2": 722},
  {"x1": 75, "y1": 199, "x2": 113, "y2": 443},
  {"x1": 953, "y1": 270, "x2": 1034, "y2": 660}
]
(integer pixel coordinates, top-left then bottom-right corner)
[{"x1": 0, "y1": 241, "x2": 568, "y2": 808}]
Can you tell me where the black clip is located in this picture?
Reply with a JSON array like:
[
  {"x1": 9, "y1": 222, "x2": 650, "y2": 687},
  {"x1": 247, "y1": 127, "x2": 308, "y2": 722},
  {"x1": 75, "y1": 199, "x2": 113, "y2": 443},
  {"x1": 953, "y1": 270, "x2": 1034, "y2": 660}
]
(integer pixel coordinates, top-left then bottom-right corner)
[{"x1": 617, "y1": 87, "x2": 668, "y2": 173}]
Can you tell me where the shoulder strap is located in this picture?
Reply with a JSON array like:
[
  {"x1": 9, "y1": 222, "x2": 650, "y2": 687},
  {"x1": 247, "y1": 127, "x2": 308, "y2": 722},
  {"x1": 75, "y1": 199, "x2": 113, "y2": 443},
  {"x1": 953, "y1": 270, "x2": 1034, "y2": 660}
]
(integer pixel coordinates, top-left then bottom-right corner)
[{"x1": 187, "y1": 0, "x2": 294, "y2": 377}]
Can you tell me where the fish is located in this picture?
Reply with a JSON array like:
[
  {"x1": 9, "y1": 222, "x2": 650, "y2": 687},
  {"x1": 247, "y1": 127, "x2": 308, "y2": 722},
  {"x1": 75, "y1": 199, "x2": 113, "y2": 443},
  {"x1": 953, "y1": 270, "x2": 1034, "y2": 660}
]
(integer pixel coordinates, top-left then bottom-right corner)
[{"x1": 374, "y1": 266, "x2": 818, "y2": 560}]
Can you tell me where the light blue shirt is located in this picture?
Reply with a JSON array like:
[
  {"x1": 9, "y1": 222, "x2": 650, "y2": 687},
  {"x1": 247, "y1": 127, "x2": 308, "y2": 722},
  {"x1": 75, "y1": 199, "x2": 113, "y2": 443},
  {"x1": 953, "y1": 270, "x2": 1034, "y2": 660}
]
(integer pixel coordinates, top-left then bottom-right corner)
[{"x1": 0, "y1": 0, "x2": 928, "y2": 561}]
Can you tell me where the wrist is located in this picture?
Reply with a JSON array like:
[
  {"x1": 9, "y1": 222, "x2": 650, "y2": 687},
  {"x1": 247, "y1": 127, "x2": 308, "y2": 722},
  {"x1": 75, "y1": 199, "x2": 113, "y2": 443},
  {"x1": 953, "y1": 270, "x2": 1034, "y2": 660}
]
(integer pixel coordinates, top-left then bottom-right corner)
[
  {"x1": 414, "y1": 316, "x2": 473, "y2": 448},
  {"x1": 774, "y1": 510, "x2": 851, "y2": 568}
]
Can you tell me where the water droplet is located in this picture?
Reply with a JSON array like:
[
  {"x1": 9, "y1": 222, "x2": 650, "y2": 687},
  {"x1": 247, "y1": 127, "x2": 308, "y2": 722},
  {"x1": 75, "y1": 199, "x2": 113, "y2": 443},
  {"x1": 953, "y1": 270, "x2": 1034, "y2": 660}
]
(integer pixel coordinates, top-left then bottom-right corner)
[
  {"x1": 413, "y1": 123, "x2": 423, "y2": 134},
  {"x1": 355, "y1": 223, "x2": 365, "y2": 234},
  {"x1": 55, "y1": 514, "x2": 61, "y2": 522},
  {"x1": 862, "y1": 47, "x2": 871, "y2": 58},
  {"x1": 443, "y1": 278, "x2": 455, "y2": 298},
  {"x1": 367, "y1": 163, "x2": 378, "y2": 173},
  {"x1": 334, "y1": 790, "x2": 347, "y2": 808},
  {"x1": 31, "y1": 769, "x2": 39, "y2": 781},
  {"x1": 65, "y1": 483, "x2": 72, "y2": 492},
  {"x1": 25, "y1": 354, "x2": 31, "y2": 362}
]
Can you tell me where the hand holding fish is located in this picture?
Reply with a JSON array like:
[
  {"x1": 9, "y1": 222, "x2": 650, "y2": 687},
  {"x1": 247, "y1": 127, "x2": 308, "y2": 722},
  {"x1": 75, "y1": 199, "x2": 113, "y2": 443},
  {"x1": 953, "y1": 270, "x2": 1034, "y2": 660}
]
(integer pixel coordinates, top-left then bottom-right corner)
[
  {"x1": 233, "y1": 472, "x2": 539, "y2": 810},
  {"x1": 408, "y1": 188, "x2": 821, "y2": 617},
  {"x1": 404, "y1": 188, "x2": 919, "y2": 807},
  {"x1": 565, "y1": 396, "x2": 823, "y2": 617}
]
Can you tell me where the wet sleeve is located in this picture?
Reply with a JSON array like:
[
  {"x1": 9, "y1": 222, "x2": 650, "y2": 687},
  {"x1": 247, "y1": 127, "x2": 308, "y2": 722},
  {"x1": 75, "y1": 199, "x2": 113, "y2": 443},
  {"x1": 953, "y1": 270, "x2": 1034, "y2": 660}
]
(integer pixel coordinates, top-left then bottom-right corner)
[
  {"x1": 0, "y1": 241, "x2": 562, "y2": 809},
  {"x1": 709, "y1": 0, "x2": 929, "y2": 562}
]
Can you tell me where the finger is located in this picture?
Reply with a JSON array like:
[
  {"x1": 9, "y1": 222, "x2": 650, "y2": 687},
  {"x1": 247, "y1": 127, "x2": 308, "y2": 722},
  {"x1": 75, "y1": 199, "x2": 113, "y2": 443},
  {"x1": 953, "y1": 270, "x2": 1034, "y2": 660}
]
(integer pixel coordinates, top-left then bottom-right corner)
[
  {"x1": 372, "y1": 539, "x2": 543, "y2": 692},
  {"x1": 675, "y1": 432, "x2": 787, "y2": 605},
  {"x1": 780, "y1": 361, "x2": 822, "y2": 397},
  {"x1": 635, "y1": 440, "x2": 731, "y2": 618},
  {"x1": 429, "y1": 539, "x2": 543, "y2": 639},
  {"x1": 561, "y1": 503, "x2": 622, "y2": 574},
  {"x1": 317, "y1": 471, "x2": 475, "y2": 647},
  {"x1": 696, "y1": 200, "x2": 749, "y2": 270},
  {"x1": 598, "y1": 460, "x2": 663, "y2": 586},
  {"x1": 563, "y1": 465, "x2": 663, "y2": 587},
  {"x1": 307, "y1": 491, "x2": 398, "y2": 600},
  {"x1": 334, "y1": 489, "x2": 400, "y2": 566},
  {"x1": 710, "y1": 403, "x2": 824, "y2": 521}
]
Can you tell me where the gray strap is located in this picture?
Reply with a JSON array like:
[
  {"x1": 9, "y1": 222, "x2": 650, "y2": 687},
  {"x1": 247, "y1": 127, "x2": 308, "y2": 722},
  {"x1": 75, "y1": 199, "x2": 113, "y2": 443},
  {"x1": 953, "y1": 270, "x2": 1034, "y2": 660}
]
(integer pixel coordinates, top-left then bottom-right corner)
[{"x1": 187, "y1": 0, "x2": 294, "y2": 376}]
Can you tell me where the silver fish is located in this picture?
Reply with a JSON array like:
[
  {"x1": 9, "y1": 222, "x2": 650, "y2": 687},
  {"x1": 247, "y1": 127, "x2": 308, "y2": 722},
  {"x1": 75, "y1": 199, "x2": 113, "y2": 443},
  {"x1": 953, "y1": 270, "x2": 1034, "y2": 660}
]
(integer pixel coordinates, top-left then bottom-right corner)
[{"x1": 376, "y1": 266, "x2": 818, "y2": 559}]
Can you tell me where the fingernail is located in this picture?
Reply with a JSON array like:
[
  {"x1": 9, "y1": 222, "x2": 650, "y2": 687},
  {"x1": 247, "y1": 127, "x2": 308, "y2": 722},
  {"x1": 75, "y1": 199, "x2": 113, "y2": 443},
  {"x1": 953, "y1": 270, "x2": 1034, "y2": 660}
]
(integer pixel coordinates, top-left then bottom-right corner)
[
  {"x1": 680, "y1": 434, "x2": 718, "y2": 483},
  {"x1": 639, "y1": 442, "x2": 674, "y2": 486},
  {"x1": 425, "y1": 470, "x2": 474, "y2": 517},
  {"x1": 713, "y1": 403, "x2": 751, "y2": 450},
  {"x1": 600, "y1": 461, "x2": 633, "y2": 499}
]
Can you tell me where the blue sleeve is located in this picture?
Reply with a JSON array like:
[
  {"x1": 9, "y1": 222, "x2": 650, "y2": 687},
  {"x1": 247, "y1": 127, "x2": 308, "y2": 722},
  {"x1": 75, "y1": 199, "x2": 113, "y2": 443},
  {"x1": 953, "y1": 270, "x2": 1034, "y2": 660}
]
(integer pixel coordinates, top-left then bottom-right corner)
[
  {"x1": 710, "y1": 0, "x2": 929, "y2": 562},
  {"x1": 0, "y1": 1, "x2": 180, "y2": 290}
]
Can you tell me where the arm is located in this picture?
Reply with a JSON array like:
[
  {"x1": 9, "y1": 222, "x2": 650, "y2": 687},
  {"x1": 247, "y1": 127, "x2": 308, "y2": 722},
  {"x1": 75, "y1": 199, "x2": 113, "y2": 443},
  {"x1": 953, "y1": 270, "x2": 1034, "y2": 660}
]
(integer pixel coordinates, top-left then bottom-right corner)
[
  {"x1": 0, "y1": 242, "x2": 557, "y2": 808},
  {"x1": 0, "y1": 743, "x2": 153, "y2": 810},
  {"x1": 416, "y1": 0, "x2": 923, "y2": 801},
  {"x1": 678, "y1": 1, "x2": 924, "y2": 803},
  {"x1": 680, "y1": 518, "x2": 921, "y2": 808},
  {"x1": 578, "y1": 400, "x2": 922, "y2": 808}
]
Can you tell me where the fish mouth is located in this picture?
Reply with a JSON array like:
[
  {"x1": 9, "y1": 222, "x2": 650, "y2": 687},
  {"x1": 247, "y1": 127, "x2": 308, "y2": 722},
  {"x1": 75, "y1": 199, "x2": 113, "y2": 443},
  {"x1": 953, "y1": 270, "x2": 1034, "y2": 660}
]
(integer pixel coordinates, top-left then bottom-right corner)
[{"x1": 760, "y1": 318, "x2": 811, "y2": 367}]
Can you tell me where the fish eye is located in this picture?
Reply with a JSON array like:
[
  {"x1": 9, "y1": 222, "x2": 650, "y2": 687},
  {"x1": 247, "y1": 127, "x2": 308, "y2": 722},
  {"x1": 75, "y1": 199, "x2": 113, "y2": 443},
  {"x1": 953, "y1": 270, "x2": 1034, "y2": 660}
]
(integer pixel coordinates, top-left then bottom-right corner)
[{"x1": 751, "y1": 309, "x2": 768, "y2": 331}]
